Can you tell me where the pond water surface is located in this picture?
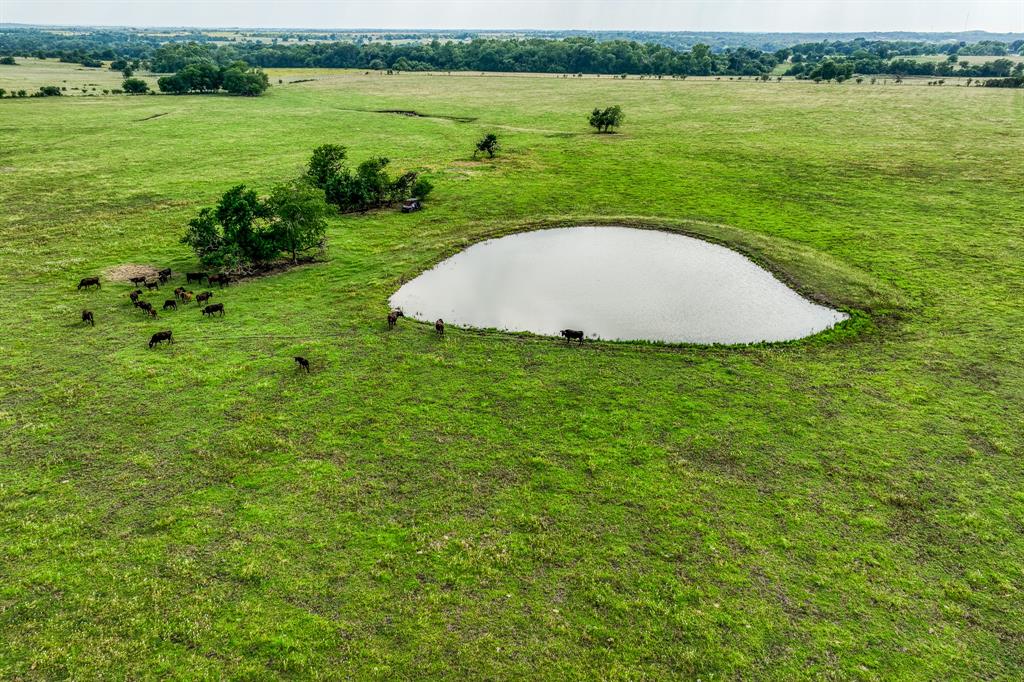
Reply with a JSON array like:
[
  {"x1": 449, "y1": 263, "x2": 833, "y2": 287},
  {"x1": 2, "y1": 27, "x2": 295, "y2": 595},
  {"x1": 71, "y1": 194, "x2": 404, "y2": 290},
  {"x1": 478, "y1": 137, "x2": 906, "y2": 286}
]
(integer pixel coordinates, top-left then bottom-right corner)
[{"x1": 390, "y1": 226, "x2": 848, "y2": 344}]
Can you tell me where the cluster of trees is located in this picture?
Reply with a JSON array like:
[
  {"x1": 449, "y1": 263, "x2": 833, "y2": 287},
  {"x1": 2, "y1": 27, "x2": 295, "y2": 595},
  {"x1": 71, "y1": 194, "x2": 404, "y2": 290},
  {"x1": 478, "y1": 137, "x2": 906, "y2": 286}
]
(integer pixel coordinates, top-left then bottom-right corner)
[
  {"x1": 983, "y1": 76, "x2": 1024, "y2": 88},
  {"x1": 588, "y1": 106, "x2": 625, "y2": 133},
  {"x1": 157, "y1": 60, "x2": 269, "y2": 96},
  {"x1": 305, "y1": 144, "x2": 433, "y2": 213},
  {"x1": 0, "y1": 55, "x2": 16, "y2": 65},
  {"x1": 786, "y1": 54, "x2": 1023, "y2": 80},
  {"x1": 182, "y1": 182, "x2": 329, "y2": 270}
]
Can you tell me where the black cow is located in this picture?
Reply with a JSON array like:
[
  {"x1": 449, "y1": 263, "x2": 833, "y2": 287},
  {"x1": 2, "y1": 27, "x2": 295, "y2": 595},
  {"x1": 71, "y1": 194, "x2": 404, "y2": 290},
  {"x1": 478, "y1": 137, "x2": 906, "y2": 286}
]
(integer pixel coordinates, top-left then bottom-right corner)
[
  {"x1": 77, "y1": 277, "x2": 100, "y2": 290},
  {"x1": 129, "y1": 275, "x2": 147, "y2": 287},
  {"x1": 201, "y1": 303, "x2": 224, "y2": 317},
  {"x1": 144, "y1": 279, "x2": 160, "y2": 290},
  {"x1": 157, "y1": 268, "x2": 172, "y2": 283},
  {"x1": 435, "y1": 319, "x2": 445, "y2": 336},
  {"x1": 173, "y1": 287, "x2": 186, "y2": 300},
  {"x1": 294, "y1": 356, "x2": 310, "y2": 373},
  {"x1": 136, "y1": 300, "x2": 153, "y2": 312},
  {"x1": 163, "y1": 299, "x2": 177, "y2": 311},
  {"x1": 186, "y1": 272, "x2": 207, "y2": 284},
  {"x1": 196, "y1": 291, "x2": 213, "y2": 305},
  {"x1": 560, "y1": 329, "x2": 585, "y2": 345},
  {"x1": 144, "y1": 307, "x2": 158, "y2": 319},
  {"x1": 128, "y1": 289, "x2": 142, "y2": 303},
  {"x1": 81, "y1": 310, "x2": 94, "y2": 326},
  {"x1": 208, "y1": 274, "x2": 230, "y2": 288},
  {"x1": 149, "y1": 330, "x2": 173, "y2": 348},
  {"x1": 387, "y1": 308, "x2": 404, "y2": 329}
]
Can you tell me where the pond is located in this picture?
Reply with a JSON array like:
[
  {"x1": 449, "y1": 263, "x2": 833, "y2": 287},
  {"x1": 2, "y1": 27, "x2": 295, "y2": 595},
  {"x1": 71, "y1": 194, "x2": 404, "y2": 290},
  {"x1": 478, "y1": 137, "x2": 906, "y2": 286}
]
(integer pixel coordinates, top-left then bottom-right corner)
[{"x1": 390, "y1": 226, "x2": 849, "y2": 344}]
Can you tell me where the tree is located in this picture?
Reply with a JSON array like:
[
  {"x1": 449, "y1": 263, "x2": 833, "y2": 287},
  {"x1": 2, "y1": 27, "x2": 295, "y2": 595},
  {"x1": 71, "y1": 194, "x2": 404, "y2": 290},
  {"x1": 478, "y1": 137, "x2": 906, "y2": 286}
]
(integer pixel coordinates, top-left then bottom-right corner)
[
  {"x1": 266, "y1": 181, "x2": 330, "y2": 262},
  {"x1": 221, "y1": 63, "x2": 270, "y2": 96},
  {"x1": 122, "y1": 78, "x2": 149, "y2": 94},
  {"x1": 474, "y1": 133, "x2": 500, "y2": 158},
  {"x1": 0, "y1": 89, "x2": 5, "y2": 98},
  {"x1": 182, "y1": 185, "x2": 275, "y2": 269},
  {"x1": 157, "y1": 73, "x2": 190, "y2": 94},
  {"x1": 306, "y1": 144, "x2": 348, "y2": 189},
  {"x1": 121, "y1": 66, "x2": 134, "y2": 78},
  {"x1": 588, "y1": 105, "x2": 624, "y2": 133},
  {"x1": 411, "y1": 176, "x2": 434, "y2": 200},
  {"x1": 37, "y1": 85, "x2": 62, "y2": 97},
  {"x1": 0, "y1": 56, "x2": 16, "y2": 66}
]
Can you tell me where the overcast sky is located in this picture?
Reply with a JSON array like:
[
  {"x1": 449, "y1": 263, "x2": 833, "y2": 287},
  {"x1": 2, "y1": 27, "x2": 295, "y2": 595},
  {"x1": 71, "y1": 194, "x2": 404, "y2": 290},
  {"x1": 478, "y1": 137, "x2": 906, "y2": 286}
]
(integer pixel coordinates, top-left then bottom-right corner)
[{"x1": 1, "y1": 1, "x2": 1021, "y2": 33}]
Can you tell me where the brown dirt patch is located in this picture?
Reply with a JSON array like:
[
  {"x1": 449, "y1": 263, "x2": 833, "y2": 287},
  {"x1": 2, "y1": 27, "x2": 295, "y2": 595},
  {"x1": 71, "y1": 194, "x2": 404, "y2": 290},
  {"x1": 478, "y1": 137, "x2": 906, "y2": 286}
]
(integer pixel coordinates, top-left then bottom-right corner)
[{"x1": 103, "y1": 264, "x2": 160, "y2": 283}]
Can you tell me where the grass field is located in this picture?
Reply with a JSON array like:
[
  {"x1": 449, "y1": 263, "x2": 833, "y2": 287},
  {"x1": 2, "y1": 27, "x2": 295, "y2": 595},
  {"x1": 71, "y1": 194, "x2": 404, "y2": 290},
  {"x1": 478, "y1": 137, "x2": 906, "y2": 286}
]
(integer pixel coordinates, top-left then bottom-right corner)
[
  {"x1": 1, "y1": 67, "x2": 1023, "y2": 679},
  {"x1": 0, "y1": 57, "x2": 162, "y2": 96}
]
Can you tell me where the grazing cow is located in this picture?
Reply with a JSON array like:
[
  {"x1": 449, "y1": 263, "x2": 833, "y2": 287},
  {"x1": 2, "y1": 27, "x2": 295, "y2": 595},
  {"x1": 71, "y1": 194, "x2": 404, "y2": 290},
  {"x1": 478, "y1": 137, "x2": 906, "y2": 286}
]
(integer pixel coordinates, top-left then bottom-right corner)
[
  {"x1": 137, "y1": 300, "x2": 153, "y2": 313},
  {"x1": 209, "y1": 274, "x2": 230, "y2": 288},
  {"x1": 145, "y1": 307, "x2": 158, "y2": 319},
  {"x1": 186, "y1": 272, "x2": 207, "y2": 284},
  {"x1": 201, "y1": 303, "x2": 224, "y2": 317},
  {"x1": 560, "y1": 329, "x2": 585, "y2": 345},
  {"x1": 181, "y1": 291, "x2": 193, "y2": 304},
  {"x1": 387, "y1": 308, "x2": 404, "y2": 329},
  {"x1": 435, "y1": 319, "x2": 445, "y2": 336},
  {"x1": 163, "y1": 299, "x2": 177, "y2": 311},
  {"x1": 81, "y1": 310, "x2": 94, "y2": 326},
  {"x1": 158, "y1": 268, "x2": 172, "y2": 283},
  {"x1": 77, "y1": 276, "x2": 100, "y2": 290},
  {"x1": 128, "y1": 289, "x2": 142, "y2": 303},
  {"x1": 294, "y1": 356, "x2": 310, "y2": 373},
  {"x1": 149, "y1": 330, "x2": 173, "y2": 348},
  {"x1": 196, "y1": 291, "x2": 213, "y2": 305},
  {"x1": 144, "y1": 279, "x2": 160, "y2": 290},
  {"x1": 173, "y1": 287, "x2": 186, "y2": 300},
  {"x1": 129, "y1": 275, "x2": 147, "y2": 287}
]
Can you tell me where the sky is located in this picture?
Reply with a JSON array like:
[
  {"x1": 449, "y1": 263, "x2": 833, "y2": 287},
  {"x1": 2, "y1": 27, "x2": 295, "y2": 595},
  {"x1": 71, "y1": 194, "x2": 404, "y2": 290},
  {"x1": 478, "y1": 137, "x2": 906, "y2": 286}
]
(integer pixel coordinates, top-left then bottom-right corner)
[{"x1": 0, "y1": 0, "x2": 1022, "y2": 34}]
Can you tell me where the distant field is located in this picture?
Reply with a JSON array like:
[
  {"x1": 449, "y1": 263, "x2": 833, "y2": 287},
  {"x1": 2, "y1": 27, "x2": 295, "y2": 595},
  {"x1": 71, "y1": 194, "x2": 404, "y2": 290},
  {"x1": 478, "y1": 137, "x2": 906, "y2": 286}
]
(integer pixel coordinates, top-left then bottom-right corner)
[
  {"x1": 1, "y1": 64, "x2": 1022, "y2": 679},
  {"x1": 0, "y1": 57, "x2": 161, "y2": 95}
]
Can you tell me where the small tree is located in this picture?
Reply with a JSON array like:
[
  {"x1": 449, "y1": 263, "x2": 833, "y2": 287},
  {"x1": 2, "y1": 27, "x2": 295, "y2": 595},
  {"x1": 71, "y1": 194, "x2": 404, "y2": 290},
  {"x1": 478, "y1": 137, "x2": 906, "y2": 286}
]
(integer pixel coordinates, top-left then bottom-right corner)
[
  {"x1": 411, "y1": 176, "x2": 433, "y2": 200},
  {"x1": 0, "y1": 88, "x2": 5, "y2": 98},
  {"x1": 122, "y1": 78, "x2": 149, "y2": 94},
  {"x1": 37, "y1": 85, "x2": 62, "y2": 97},
  {"x1": 588, "y1": 105, "x2": 624, "y2": 133},
  {"x1": 474, "y1": 133, "x2": 500, "y2": 158},
  {"x1": 122, "y1": 67, "x2": 134, "y2": 78},
  {"x1": 0, "y1": 56, "x2": 16, "y2": 66},
  {"x1": 306, "y1": 144, "x2": 347, "y2": 188},
  {"x1": 267, "y1": 180, "x2": 330, "y2": 263}
]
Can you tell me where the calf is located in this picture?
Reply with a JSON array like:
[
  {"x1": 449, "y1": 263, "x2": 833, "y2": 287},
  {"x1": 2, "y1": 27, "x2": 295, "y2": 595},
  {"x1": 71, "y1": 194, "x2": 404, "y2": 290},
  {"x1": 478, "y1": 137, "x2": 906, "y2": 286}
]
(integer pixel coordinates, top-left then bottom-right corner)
[
  {"x1": 145, "y1": 307, "x2": 158, "y2": 319},
  {"x1": 173, "y1": 287, "x2": 186, "y2": 300},
  {"x1": 128, "y1": 289, "x2": 142, "y2": 303},
  {"x1": 144, "y1": 279, "x2": 160, "y2": 291},
  {"x1": 201, "y1": 303, "x2": 224, "y2": 317},
  {"x1": 149, "y1": 330, "x2": 173, "y2": 348},
  {"x1": 186, "y1": 272, "x2": 207, "y2": 284},
  {"x1": 435, "y1": 319, "x2": 445, "y2": 336},
  {"x1": 294, "y1": 356, "x2": 310, "y2": 373},
  {"x1": 81, "y1": 310, "x2": 94, "y2": 326},
  {"x1": 181, "y1": 291, "x2": 194, "y2": 304},
  {"x1": 387, "y1": 308, "x2": 404, "y2": 329},
  {"x1": 128, "y1": 276, "x2": 147, "y2": 287},
  {"x1": 136, "y1": 300, "x2": 154, "y2": 314},
  {"x1": 195, "y1": 291, "x2": 213, "y2": 305},
  {"x1": 77, "y1": 276, "x2": 100, "y2": 290},
  {"x1": 163, "y1": 299, "x2": 177, "y2": 311},
  {"x1": 157, "y1": 268, "x2": 172, "y2": 283},
  {"x1": 560, "y1": 329, "x2": 585, "y2": 345}
]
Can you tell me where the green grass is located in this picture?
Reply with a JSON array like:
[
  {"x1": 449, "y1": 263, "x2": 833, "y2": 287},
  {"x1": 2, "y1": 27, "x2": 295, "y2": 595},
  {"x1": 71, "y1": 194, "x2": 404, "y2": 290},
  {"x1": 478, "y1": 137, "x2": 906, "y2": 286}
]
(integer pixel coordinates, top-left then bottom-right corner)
[{"x1": 1, "y1": 66, "x2": 1023, "y2": 679}]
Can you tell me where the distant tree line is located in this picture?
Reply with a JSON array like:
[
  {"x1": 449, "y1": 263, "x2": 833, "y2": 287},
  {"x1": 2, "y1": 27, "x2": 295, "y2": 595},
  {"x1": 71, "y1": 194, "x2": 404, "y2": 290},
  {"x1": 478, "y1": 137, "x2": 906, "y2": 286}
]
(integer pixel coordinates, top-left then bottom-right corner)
[{"x1": 2, "y1": 27, "x2": 1022, "y2": 79}]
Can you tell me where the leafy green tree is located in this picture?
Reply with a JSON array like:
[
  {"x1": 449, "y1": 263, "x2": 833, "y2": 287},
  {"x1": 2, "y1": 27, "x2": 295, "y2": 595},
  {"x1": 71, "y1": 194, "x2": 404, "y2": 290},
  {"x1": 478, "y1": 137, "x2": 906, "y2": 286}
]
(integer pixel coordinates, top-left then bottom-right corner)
[
  {"x1": 474, "y1": 133, "x2": 500, "y2": 158},
  {"x1": 180, "y1": 61, "x2": 222, "y2": 92},
  {"x1": 588, "y1": 105, "x2": 624, "y2": 133},
  {"x1": 0, "y1": 89, "x2": 5, "y2": 98},
  {"x1": 410, "y1": 176, "x2": 433, "y2": 200},
  {"x1": 306, "y1": 144, "x2": 348, "y2": 189},
  {"x1": 157, "y1": 73, "x2": 191, "y2": 94},
  {"x1": 0, "y1": 56, "x2": 17, "y2": 66},
  {"x1": 267, "y1": 181, "x2": 330, "y2": 262},
  {"x1": 122, "y1": 78, "x2": 149, "y2": 94},
  {"x1": 37, "y1": 85, "x2": 62, "y2": 97},
  {"x1": 222, "y1": 63, "x2": 270, "y2": 96}
]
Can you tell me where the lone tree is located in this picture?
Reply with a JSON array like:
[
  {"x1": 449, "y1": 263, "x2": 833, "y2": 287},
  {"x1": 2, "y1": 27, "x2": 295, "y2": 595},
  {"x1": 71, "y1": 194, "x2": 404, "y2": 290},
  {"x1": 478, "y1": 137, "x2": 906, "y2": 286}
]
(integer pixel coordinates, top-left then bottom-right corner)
[
  {"x1": 588, "y1": 105, "x2": 624, "y2": 133},
  {"x1": 474, "y1": 133, "x2": 500, "y2": 158},
  {"x1": 122, "y1": 78, "x2": 149, "y2": 94}
]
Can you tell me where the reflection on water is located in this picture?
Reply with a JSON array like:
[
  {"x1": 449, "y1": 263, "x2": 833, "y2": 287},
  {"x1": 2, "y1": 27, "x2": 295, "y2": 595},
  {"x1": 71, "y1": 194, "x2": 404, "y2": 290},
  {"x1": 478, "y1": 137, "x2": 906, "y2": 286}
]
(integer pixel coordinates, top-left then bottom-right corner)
[{"x1": 390, "y1": 226, "x2": 848, "y2": 344}]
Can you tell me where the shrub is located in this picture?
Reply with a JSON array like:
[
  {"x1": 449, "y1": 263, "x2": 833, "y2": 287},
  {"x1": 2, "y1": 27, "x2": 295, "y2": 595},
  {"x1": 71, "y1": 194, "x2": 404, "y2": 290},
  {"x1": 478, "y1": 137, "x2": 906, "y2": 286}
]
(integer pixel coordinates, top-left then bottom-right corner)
[
  {"x1": 122, "y1": 78, "x2": 149, "y2": 94},
  {"x1": 588, "y1": 105, "x2": 624, "y2": 133},
  {"x1": 0, "y1": 56, "x2": 16, "y2": 66},
  {"x1": 474, "y1": 133, "x2": 500, "y2": 158},
  {"x1": 37, "y1": 85, "x2": 62, "y2": 97},
  {"x1": 410, "y1": 176, "x2": 433, "y2": 200}
]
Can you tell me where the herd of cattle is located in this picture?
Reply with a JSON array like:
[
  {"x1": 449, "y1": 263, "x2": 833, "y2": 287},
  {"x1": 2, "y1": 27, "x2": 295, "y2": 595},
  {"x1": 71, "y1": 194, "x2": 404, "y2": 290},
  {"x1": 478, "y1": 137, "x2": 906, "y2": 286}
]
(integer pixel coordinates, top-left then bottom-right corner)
[{"x1": 76, "y1": 269, "x2": 232, "y2": 351}]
